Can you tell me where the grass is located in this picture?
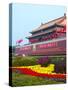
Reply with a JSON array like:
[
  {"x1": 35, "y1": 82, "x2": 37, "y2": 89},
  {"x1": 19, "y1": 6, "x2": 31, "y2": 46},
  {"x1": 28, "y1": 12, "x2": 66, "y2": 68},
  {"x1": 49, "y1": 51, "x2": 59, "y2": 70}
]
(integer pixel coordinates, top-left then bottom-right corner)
[{"x1": 12, "y1": 72, "x2": 64, "y2": 87}]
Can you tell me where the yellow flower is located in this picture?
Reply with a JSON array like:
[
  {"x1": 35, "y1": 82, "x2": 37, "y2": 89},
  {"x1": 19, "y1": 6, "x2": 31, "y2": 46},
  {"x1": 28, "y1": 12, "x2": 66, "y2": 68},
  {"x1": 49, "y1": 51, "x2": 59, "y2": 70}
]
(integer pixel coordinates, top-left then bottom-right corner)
[{"x1": 20, "y1": 64, "x2": 55, "y2": 74}]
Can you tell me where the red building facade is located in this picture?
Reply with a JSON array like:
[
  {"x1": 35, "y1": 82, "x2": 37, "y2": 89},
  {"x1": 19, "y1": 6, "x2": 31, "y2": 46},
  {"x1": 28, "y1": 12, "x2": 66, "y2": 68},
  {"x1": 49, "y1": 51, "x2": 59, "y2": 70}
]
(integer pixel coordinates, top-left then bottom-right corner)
[{"x1": 16, "y1": 14, "x2": 66, "y2": 56}]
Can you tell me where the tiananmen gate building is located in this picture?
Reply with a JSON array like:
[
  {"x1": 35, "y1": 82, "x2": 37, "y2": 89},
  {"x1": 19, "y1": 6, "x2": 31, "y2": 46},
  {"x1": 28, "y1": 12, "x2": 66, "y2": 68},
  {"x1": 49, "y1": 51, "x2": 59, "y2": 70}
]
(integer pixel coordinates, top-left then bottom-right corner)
[{"x1": 15, "y1": 14, "x2": 66, "y2": 56}]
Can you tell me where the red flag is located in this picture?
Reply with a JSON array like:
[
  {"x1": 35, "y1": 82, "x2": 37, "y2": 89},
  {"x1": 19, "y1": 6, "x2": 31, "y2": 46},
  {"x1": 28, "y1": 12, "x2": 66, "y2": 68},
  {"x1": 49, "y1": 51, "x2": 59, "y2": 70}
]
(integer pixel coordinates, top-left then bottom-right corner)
[{"x1": 16, "y1": 39, "x2": 23, "y2": 44}]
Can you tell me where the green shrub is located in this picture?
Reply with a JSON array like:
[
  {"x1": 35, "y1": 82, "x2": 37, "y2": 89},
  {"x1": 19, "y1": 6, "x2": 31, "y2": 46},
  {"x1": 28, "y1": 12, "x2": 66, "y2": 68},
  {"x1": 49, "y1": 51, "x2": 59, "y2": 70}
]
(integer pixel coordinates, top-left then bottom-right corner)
[
  {"x1": 49, "y1": 56, "x2": 66, "y2": 64},
  {"x1": 12, "y1": 56, "x2": 38, "y2": 66}
]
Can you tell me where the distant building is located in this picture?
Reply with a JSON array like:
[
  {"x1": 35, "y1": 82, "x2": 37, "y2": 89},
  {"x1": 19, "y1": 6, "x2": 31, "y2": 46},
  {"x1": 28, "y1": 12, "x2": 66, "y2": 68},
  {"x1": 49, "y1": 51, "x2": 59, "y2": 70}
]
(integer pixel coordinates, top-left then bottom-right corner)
[{"x1": 16, "y1": 14, "x2": 66, "y2": 56}]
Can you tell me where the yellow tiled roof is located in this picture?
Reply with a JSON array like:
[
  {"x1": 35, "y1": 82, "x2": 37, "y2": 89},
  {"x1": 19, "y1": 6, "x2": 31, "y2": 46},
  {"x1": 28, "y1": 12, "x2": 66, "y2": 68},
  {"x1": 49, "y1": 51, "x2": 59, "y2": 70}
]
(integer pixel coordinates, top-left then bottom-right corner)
[{"x1": 32, "y1": 15, "x2": 66, "y2": 33}]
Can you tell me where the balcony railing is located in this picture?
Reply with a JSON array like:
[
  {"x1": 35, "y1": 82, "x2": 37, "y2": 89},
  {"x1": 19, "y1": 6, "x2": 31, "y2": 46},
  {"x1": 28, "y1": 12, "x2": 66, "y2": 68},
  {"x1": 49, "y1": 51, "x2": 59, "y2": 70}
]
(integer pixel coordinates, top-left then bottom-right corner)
[{"x1": 29, "y1": 32, "x2": 66, "y2": 44}]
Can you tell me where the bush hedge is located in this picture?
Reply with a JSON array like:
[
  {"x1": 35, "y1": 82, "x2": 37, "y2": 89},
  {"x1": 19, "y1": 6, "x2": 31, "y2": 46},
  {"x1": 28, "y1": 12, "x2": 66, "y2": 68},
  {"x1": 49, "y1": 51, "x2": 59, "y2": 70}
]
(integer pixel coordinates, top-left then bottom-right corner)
[
  {"x1": 12, "y1": 56, "x2": 38, "y2": 66},
  {"x1": 12, "y1": 56, "x2": 66, "y2": 73}
]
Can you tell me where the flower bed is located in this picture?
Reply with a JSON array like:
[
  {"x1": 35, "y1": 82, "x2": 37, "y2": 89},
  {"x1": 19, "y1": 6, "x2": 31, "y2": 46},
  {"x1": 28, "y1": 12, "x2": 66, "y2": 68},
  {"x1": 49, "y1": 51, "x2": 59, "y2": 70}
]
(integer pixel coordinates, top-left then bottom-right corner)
[{"x1": 11, "y1": 64, "x2": 66, "y2": 79}]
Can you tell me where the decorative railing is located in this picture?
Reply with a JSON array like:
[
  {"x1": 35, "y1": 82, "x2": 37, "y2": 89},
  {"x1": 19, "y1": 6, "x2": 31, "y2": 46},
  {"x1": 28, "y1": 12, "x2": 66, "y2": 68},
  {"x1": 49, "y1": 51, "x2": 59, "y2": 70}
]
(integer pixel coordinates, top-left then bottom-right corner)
[{"x1": 29, "y1": 31, "x2": 66, "y2": 43}]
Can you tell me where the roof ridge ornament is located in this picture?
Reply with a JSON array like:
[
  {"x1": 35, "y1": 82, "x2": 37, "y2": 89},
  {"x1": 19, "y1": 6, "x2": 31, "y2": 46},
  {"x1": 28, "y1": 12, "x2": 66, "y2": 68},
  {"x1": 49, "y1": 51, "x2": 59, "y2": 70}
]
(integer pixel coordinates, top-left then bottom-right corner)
[
  {"x1": 41, "y1": 22, "x2": 44, "y2": 25},
  {"x1": 64, "y1": 13, "x2": 66, "y2": 16}
]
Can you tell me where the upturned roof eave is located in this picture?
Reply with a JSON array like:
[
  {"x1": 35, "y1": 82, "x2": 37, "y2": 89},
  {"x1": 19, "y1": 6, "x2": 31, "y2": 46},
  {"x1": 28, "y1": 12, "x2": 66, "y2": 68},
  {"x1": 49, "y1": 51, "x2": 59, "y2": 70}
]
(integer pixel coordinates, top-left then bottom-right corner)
[
  {"x1": 30, "y1": 15, "x2": 65, "y2": 33},
  {"x1": 27, "y1": 24, "x2": 64, "y2": 39}
]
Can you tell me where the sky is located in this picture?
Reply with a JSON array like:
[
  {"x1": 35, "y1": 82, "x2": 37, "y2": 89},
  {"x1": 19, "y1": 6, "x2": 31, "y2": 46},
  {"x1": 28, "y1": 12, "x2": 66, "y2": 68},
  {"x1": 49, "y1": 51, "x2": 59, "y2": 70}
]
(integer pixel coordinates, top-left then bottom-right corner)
[{"x1": 12, "y1": 3, "x2": 66, "y2": 46}]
